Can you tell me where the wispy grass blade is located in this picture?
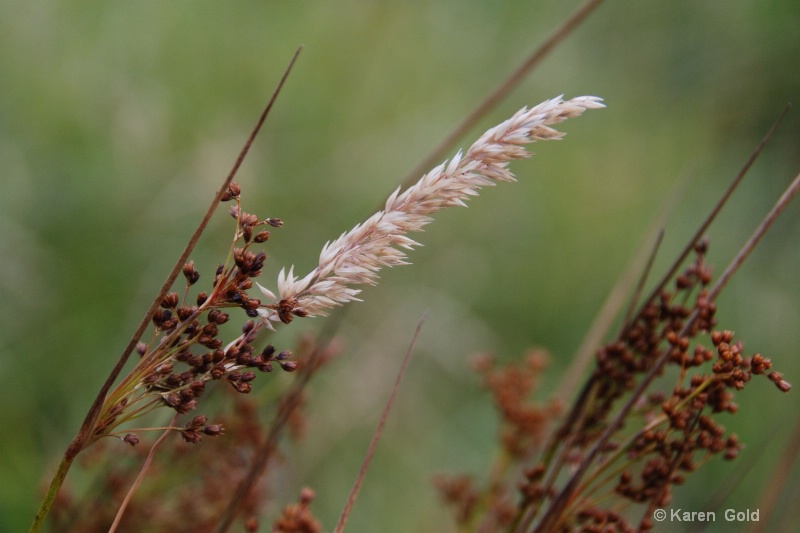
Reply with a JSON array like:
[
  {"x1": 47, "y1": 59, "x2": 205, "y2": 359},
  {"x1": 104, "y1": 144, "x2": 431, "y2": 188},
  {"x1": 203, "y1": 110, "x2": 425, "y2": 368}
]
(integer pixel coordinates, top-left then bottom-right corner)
[{"x1": 333, "y1": 312, "x2": 427, "y2": 533}]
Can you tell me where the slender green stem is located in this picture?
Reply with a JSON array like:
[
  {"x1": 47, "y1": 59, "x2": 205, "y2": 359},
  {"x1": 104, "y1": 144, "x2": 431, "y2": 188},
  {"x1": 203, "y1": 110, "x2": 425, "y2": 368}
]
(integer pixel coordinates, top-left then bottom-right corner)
[{"x1": 28, "y1": 453, "x2": 74, "y2": 533}]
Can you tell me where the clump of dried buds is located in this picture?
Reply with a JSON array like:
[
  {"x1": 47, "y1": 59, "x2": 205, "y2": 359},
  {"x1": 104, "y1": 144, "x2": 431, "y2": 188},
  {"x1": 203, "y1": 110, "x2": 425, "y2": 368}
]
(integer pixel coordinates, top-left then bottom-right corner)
[
  {"x1": 437, "y1": 350, "x2": 562, "y2": 531},
  {"x1": 437, "y1": 240, "x2": 791, "y2": 533},
  {"x1": 88, "y1": 183, "x2": 296, "y2": 448},
  {"x1": 49, "y1": 330, "x2": 343, "y2": 533},
  {"x1": 473, "y1": 349, "x2": 562, "y2": 460},
  {"x1": 271, "y1": 488, "x2": 322, "y2": 533}
]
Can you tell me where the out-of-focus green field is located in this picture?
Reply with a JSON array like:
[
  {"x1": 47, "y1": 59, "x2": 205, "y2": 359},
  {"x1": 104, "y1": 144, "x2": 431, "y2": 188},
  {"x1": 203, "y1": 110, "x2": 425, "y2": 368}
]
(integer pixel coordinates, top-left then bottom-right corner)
[{"x1": 1, "y1": 2, "x2": 799, "y2": 531}]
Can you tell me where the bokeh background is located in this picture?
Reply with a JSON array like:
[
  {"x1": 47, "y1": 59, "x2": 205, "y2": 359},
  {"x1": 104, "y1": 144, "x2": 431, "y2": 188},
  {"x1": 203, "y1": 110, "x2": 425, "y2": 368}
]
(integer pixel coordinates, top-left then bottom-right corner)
[{"x1": 2, "y1": 1, "x2": 799, "y2": 531}]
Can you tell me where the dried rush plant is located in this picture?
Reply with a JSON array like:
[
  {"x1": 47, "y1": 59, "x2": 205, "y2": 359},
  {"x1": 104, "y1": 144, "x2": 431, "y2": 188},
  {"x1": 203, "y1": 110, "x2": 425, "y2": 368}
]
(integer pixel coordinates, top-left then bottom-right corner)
[
  {"x1": 29, "y1": 92, "x2": 605, "y2": 533},
  {"x1": 434, "y1": 112, "x2": 800, "y2": 532}
]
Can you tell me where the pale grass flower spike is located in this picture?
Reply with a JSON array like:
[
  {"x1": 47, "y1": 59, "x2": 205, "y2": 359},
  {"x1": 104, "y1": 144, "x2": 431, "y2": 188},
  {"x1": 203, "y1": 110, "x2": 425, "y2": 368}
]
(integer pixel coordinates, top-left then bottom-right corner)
[{"x1": 259, "y1": 95, "x2": 604, "y2": 324}]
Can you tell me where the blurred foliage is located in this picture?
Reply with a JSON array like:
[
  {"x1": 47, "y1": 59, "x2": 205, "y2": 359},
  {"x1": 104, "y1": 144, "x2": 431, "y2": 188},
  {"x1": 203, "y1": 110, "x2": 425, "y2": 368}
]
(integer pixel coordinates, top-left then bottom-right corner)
[{"x1": 1, "y1": 1, "x2": 799, "y2": 532}]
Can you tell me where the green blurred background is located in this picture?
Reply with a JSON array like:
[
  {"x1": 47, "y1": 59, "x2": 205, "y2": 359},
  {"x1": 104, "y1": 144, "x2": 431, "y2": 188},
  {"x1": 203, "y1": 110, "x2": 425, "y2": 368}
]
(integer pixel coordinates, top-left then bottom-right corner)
[{"x1": 1, "y1": 1, "x2": 799, "y2": 531}]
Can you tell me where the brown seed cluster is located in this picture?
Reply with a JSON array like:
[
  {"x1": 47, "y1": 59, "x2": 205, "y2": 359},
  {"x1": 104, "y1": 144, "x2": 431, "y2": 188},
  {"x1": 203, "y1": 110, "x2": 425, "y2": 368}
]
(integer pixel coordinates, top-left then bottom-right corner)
[
  {"x1": 613, "y1": 327, "x2": 787, "y2": 513},
  {"x1": 473, "y1": 349, "x2": 562, "y2": 459},
  {"x1": 94, "y1": 183, "x2": 296, "y2": 446},
  {"x1": 271, "y1": 488, "x2": 322, "y2": 533},
  {"x1": 550, "y1": 241, "x2": 790, "y2": 530},
  {"x1": 51, "y1": 330, "x2": 343, "y2": 532},
  {"x1": 589, "y1": 242, "x2": 717, "y2": 432},
  {"x1": 433, "y1": 474, "x2": 480, "y2": 527},
  {"x1": 437, "y1": 239, "x2": 791, "y2": 532},
  {"x1": 573, "y1": 506, "x2": 635, "y2": 533},
  {"x1": 437, "y1": 350, "x2": 561, "y2": 531}
]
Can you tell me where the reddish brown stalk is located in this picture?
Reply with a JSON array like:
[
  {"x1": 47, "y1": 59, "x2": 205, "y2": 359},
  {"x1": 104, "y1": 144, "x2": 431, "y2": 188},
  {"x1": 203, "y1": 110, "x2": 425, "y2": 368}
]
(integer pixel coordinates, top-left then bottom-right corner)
[
  {"x1": 522, "y1": 229, "x2": 664, "y2": 530},
  {"x1": 535, "y1": 168, "x2": 800, "y2": 533},
  {"x1": 333, "y1": 313, "x2": 427, "y2": 533},
  {"x1": 109, "y1": 414, "x2": 179, "y2": 533},
  {"x1": 707, "y1": 170, "x2": 800, "y2": 300},
  {"x1": 28, "y1": 47, "x2": 302, "y2": 533},
  {"x1": 399, "y1": 0, "x2": 606, "y2": 188}
]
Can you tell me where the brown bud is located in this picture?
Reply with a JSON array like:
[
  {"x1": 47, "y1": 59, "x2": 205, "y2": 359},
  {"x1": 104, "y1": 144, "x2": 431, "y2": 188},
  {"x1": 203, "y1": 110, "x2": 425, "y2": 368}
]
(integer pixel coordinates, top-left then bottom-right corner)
[
  {"x1": 190, "y1": 381, "x2": 206, "y2": 396},
  {"x1": 279, "y1": 360, "x2": 298, "y2": 372},
  {"x1": 300, "y1": 487, "x2": 316, "y2": 504},
  {"x1": 182, "y1": 262, "x2": 200, "y2": 284},
  {"x1": 202, "y1": 424, "x2": 224, "y2": 436},
  {"x1": 123, "y1": 434, "x2": 140, "y2": 446},
  {"x1": 163, "y1": 395, "x2": 180, "y2": 408},
  {"x1": 181, "y1": 429, "x2": 202, "y2": 444},
  {"x1": 261, "y1": 344, "x2": 276, "y2": 358},
  {"x1": 235, "y1": 382, "x2": 253, "y2": 394},
  {"x1": 177, "y1": 305, "x2": 197, "y2": 321},
  {"x1": 161, "y1": 292, "x2": 180, "y2": 309}
]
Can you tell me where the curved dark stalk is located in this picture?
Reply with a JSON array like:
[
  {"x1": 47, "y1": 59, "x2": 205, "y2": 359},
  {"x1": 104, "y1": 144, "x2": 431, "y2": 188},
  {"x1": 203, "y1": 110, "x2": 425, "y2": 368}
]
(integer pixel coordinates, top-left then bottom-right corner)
[{"x1": 109, "y1": 414, "x2": 179, "y2": 533}]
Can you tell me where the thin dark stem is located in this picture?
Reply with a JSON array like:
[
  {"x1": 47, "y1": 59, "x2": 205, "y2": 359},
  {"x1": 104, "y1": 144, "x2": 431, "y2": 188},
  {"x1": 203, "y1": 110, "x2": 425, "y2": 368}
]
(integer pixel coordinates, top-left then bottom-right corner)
[
  {"x1": 109, "y1": 414, "x2": 179, "y2": 533},
  {"x1": 520, "y1": 230, "x2": 661, "y2": 530},
  {"x1": 67, "y1": 46, "x2": 302, "y2": 460},
  {"x1": 640, "y1": 410, "x2": 703, "y2": 529},
  {"x1": 535, "y1": 168, "x2": 800, "y2": 532},
  {"x1": 621, "y1": 229, "x2": 664, "y2": 332},
  {"x1": 398, "y1": 0, "x2": 606, "y2": 189},
  {"x1": 333, "y1": 312, "x2": 427, "y2": 533},
  {"x1": 708, "y1": 170, "x2": 800, "y2": 300},
  {"x1": 28, "y1": 47, "x2": 302, "y2": 533}
]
